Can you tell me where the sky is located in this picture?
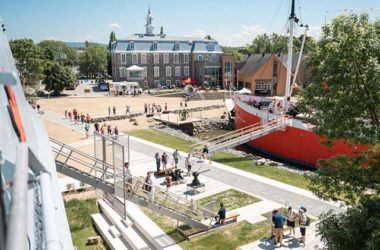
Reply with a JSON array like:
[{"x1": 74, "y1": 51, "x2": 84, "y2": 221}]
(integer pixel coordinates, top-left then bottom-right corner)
[{"x1": 1, "y1": 0, "x2": 380, "y2": 47}]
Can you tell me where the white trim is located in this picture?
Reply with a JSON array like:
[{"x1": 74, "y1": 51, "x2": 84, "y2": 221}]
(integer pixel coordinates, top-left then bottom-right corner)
[
  {"x1": 132, "y1": 53, "x2": 138, "y2": 64},
  {"x1": 184, "y1": 54, "x2": 189, "y2": 63},
  {"x1": 113, "y1": 50, "x2": 223, "y2": 54},
  {"x1": 184, "y1": 66, "x2": 190, "y2": 77},
  {"x1": 141, "y1": 53, "x2": 147, "y2": 64},
  {"x1": 121, "y1": 53, "x2": 126, "y2": 64},
  {"x1": 173, "y1": 53, "x2": 179, "y2": 64},
  {"x1": 165, "y1": 66, "x2": 172, "y2": 77},
  {"x1": 154, "y1": 67, "x2": 160, "y2": 77},
  {"x1": 163, "y1": 54, "x2": 169, "y2": 64},
  {"x1": 154, "y1": 53, "x2": 159, "y2": 64},
  {"x1": 143, "y1": 67, "x2": 147, "y2": 77},
  {"x1": 175, "y1": 66, "x2": 180, "y2": 77}
]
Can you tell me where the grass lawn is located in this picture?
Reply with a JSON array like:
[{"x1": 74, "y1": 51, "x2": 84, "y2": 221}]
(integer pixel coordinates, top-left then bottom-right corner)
[
  {"x1": 210, "y1": 152, "x2": 310, "y2": 190},
  {"x1": 128, "y1": 129, "x2": 310, "y2": 190},
  {"x1": 128, "y1": 129, "x2": 192, "y2": 152},
  {"x1": 198, "y1": 189, "x2": 261, "y2": 212},
  {"x1": 65, "y1": 198, "x2": 107, "y2": 250}
]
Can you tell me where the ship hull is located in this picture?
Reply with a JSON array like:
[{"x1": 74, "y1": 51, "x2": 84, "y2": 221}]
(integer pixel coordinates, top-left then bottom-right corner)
[{"x1": 234, "y1": 98, "x2": 366, "y2": 168}]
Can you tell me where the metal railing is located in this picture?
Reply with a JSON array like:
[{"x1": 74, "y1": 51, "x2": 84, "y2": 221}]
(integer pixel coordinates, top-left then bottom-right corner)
[
  {"x1": 189, "y1": 116, "x2": 288, "y2": 154},
  {"x1": 50, "y1": 137, "x2": 216, "y2": 228}
]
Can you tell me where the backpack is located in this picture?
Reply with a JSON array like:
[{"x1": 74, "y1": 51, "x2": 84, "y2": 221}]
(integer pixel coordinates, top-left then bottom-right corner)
[{"x1": 305, "y1": 216, "x2": 311, "y2": 226}]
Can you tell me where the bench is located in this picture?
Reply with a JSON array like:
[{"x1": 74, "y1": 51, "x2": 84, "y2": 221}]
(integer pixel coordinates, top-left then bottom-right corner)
[
  {"x1": 155, "y1": 167, "x2": 175, "y2": 177},
  {"x1": 221, "y1": 212, "x2": 240, "y2": 225}
]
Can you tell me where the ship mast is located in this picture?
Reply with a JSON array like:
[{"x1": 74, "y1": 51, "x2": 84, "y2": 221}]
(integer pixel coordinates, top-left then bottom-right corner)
[{"x1": 284, "y1": 0, "x2": 297, "y2": 113}]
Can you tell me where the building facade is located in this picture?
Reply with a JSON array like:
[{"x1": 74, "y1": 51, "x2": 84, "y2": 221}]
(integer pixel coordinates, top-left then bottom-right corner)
[
  {"x1": 237, "y1": 53, "x2": 307, "y2": 96},
  {"x1": 111, "y1": 9, "x2": 226, "y2": 88}
]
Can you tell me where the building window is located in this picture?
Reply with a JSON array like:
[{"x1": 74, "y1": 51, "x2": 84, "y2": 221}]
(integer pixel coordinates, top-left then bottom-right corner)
[
  {"x1": 154, "y1": 80, "x2": 160, "y2": 86},
  {"x1": 153, "y1": 42, "x2": 158, "y2": 50},
  {"x1": 130, "y1": 42, "x2": 135, "y2": 50},
  {"x1": 143, "y1": 67, "x2": 147, "y2": 77},
  {"x1": 255, "y1": 80, "x2": 271, "y2": 96},
  {"x1": 166, "y1": 80, "x2": 171, "y2": 86},
  {"x1": 121, "y1": 54, "x2": 126, "y2": 64},
  {"x1": 119, "y1": 67, "x2": 126, "y2": 77},
  {"x1": 184, "y1": 66, "x2": 190, "y2": 77},
  {"x1": 175, "y1": 67, "x2": 180, "y2": 77},
  {"x1": 174, "y1": 42, "x2": 179, "y2": 51},
  {"x1": 166, "y1": 66, "x2": 172, "y2": 77},
  {"x1": 132, "y1": 53, "x2": 138, "y2": 64},
  {"x1": 207, "y1": 43, "x2": 215, "y2": 51},
  {"x1": 164, "y1": 54, "x2": 169, "y2": 64},
  {"x1": 154, "y1": 67, "x2": 160, "y2": 77},
  {"x1": 174, "y1": 54, "x2": 179, "y2": 63},
  {"x1": 224, "y1": 61, "x2": 232, "y2": 74},
  {"x1": 176, "y1": 80, "x2": 181, "y2": 86},
  {"x1": 184, "y1": 54, "x2": 189, "y2": 63},
  {"x1": 197, "y1": 55, "x2": 204, "y2": 61},
  {"x1": 154, "y1": 54, "x2": 159, "y2": 64},
  {"x1": 141, "y1": 54, "x2": 147, "y2": 64}
]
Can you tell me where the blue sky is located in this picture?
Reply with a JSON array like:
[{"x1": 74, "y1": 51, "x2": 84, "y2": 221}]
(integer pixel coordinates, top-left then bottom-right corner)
[{"x1": 1, "y1": 0, "x2": 380, "y2": 47}]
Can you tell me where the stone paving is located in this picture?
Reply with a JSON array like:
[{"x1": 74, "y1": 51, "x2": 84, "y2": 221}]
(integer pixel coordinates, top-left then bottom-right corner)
[{"x1": 43, "y1": 110, "x2": 343, "y2": 248}]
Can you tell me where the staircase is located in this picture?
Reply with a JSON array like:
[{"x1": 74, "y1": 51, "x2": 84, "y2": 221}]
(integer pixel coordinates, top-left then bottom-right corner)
[
  {"x1": 189, "y1": 116, "x2": 288, "y2": 154},
  {"x1": 50, "y1": 138, "x2": 214, "y2": 231}
]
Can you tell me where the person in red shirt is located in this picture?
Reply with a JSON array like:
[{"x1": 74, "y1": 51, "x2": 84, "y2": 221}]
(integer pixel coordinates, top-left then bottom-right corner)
[{"x1": 86, "y1": 113, "x2": 90, "y2": 123}]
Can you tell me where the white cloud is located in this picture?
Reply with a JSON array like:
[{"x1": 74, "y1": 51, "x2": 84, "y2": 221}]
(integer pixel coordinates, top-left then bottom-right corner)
[
  {"x1": 184, "y1": 29, "x2": 207, "y2": 38},
  {"x1": 307, "y1": 26, "x2": 322, "y2": 39},
  {"x1": 215, "y1": 24, "x2": 267, "y2": 47},
  {"x1": 44, "y1": 36, "x2": 57, "y2": 41},
  {"x1": 108, "y1": 23, "x2": 121, "y2": 29},
  {"x1": 85, "y1": 35, "x2": 98, "y2": 42}
]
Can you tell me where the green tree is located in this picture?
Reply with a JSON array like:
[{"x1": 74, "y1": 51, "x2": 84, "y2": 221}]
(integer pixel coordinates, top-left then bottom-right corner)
[
  {"x1": 247, "y1": 33, "x2": 272, "y2": 53},
  {"x1": 10, "y1": 39, "x2": 45, "y2": 97},
  {"x1": 107, "y1": 31, "x2": 116, "y2": 76},
  {"x1": 43, "y1": 61, "x2": 76, "y2": 95},
  {"x1": 38, "y1": 40, "x2": 78, "y2": 66},
  {"x1": 300, "y1": 13, "x2": 380, "y2": 249},
  {"x1": 79, "y1": 43, "x2": 107, "y2": 78},
  {"x1": 204, "y1": 35, "x2": 213, "y2": 40}
]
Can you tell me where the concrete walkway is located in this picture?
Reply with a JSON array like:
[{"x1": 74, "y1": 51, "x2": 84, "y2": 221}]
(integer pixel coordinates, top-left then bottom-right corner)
[{"x1": 43, "y1": 110, "x2": 343, "y2": 248}]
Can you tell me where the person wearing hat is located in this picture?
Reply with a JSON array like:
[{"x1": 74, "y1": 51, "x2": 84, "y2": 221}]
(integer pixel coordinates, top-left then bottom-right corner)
[{"x1": 272, "y1": 209, "x2": 286, "y2": 247}]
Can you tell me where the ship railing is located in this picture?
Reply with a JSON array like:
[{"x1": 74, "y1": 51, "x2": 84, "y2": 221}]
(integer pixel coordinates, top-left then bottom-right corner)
[{"x1": 189, "y1": 116, "x2": 288, "y2": 154}]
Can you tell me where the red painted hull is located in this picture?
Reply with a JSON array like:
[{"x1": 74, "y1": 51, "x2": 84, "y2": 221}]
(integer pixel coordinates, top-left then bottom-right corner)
[{"x1": 234, "y1": 100, "x2": 366, "y2": 168}]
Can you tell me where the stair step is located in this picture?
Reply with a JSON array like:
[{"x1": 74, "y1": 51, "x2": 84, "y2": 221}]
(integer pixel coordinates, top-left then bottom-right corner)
[
  {"x1": 99, "y1": 200, "x2": 150, "y2": 250},
  {"x1": 91, "y1": 213, "x2": 129, "y2": 250}
]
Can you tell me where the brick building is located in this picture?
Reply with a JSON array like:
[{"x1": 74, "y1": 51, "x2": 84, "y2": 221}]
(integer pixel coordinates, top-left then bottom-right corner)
[{"x1": 111, "y1": 9, "x2": 232, "y2": 88}]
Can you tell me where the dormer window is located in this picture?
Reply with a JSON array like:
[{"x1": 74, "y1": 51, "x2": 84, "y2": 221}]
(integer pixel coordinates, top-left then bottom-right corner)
[
  {"x1": 174, "y1": 42, "x2": 179, "y2": 51},
  {"x1": 207, "y1": 43, "x2": 215, "y2": 51},
  {"x1": 153, "y1": 42, "x2": 158, "y2": 50},
  {"x1": 130, "y1": 41, "x2": 135, "y2": 50}
]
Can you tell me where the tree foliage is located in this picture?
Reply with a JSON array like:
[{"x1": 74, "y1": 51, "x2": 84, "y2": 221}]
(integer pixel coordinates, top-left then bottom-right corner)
[
  {"x1": 43, "y1": 61, "x2": 76, "y2": 95},
  {"x1": 221, "y1": 46, "x2": 245, "y2": 61},
  {"x1": 300, "y1": 13, "x2": 380, "y2": 250},
  {"x1": 107, "y1": 32, "x2": 116, "y2": 76},
  {"x1": 79, "y1": 43, "x2": 107, "y2": 78},
  {"x1": 204, "y1": 35, "x2": 213, "y2": 40},
  {"x1": 38, "y1": 40, "x2": 78, "y2": 66},
  {"x1": 300, "y1": 14, "x2": 380, "y2": 145},
  {"x1": 10, "y1": 39, "x2": 45, "y2": 96}
]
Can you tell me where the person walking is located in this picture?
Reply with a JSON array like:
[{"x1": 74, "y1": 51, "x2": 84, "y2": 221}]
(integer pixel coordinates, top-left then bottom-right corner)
[
  {"x1": 94, "y1": 122, "x2": 99, "y2": 133},
  {"x1": 85, "y1": 123, "x2": 89, "y2": 138},
  {"x1": 155, "y1": 152, "x2": 161, "y2": 173},
  {"x1": 161, "y1": 152, "x2": 168, "y2": 170},
  {"x1": 107, "y1": 124, "x2": 112, "y2": 135},
  {"x1": 144, "y1": 172, "x2": 154, "y2": 202},
  {"x1": 124, "y1": 162, "x2": 132, "y2": 191},
  {"x1": 86, "y1": 113, "x2": 91, "y2": 124},
  {"x1": 286, "y1": 206, "x2": 298, "y2": 237},
  {"x1": 64, "y1": 110, "x2": 68, "y2": 119},
  {"x1": 108, "y1": 106, "x2": 111, "y2": 116},
  {"x1": 201, "y1": 145, "x2": 209, "y2": 160},
  {"x1": 100, "y1": 124, "x2": 106, "y2": 135},
  {"x1": 144, "y1": 103, "x2": 148, "y2": 114},
  {"x1": 80, "y1": 113, "x2": 85, "y2": 124},
  {"x1": 114, "y1": 126, "x2": 119, "y2": 140},
  {"x1": 164, "y1": 103, "x2": 168, "y2": 111},
  {"x1": 113, "y1": 106, "x2": 116, "y2": 116},
  {"x1": 68, "y1": 111, "x2": 72, "y2": 121},
  {"x1": 126, "y1": 105, "x2": 131, "y2": 115},
  {"x1": 185, "y1": 154, "x2": 192, "y2": 176},
  {"x1": 272, "y1": 209, "x2": 286, "y2": 247},
  {"x1": 215, "y1": 203, "x2": 226, "y2": 225},
  {"x1": 172, "y1": 149, "x2": 181, "y2": 167}
]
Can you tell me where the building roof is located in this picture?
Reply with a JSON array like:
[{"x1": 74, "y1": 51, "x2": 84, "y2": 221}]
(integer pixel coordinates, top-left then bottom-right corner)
[
  {"x1": 112, "y1": 34, "x2": 222, "y2": 53},
  {"x1": 238, "y1": 53, "x2": 304, "y2": 76}
]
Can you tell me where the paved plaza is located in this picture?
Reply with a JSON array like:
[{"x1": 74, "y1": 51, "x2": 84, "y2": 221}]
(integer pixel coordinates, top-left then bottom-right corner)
[{"x1": 43, "y1": 109, "x2": 336, "y2": 249}]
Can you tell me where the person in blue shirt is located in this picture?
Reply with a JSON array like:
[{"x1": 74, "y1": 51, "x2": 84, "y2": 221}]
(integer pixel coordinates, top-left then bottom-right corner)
[
  {"x1": 272, "y1": 209, "x2": 286, "y2": 247},
  {"x1": 215, "y1": 203, "x2": 226, "y2": 225}
]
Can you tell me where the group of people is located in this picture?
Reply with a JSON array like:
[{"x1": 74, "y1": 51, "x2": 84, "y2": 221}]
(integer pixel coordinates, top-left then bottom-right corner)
[
  {"x1": 107, "y1": 105, "x2": 133, "y2": 116},
  {"x1": 94, "y1": 122, "x2": 119, "y2": 139},
  {"x1": 65, "y1": 109, "x2": 91, "y2": 125},
  {"x1": 154, "y1": 150, "x2": 193, "y2": 176},
  {"x1": 272, "y1": 206, "x2": 310, "y2": 247},
  {"x1": 144, "y1": 102, "x2": 168, "y2": 115}
]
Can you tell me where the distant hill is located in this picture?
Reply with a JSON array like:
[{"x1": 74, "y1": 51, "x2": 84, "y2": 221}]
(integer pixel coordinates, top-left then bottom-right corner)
[{"x1": 64, "y1": 42, "x2": 107, "y2": 50}]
